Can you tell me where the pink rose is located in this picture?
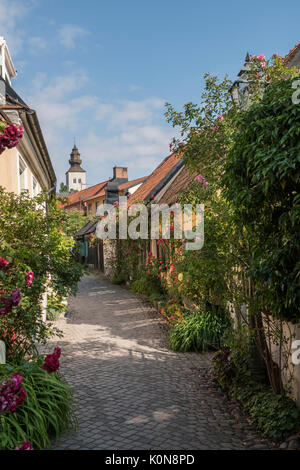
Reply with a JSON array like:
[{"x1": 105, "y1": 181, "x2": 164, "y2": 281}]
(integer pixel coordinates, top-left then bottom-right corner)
[
  {"x1": 15, "y1": 441, "x2": 33, "y2": 450},
  {"x1": 26, "y1": 271, "x2": 34, "y2": 287},
  {"x1": 0, "y1": 257, "x2": 9, "y2": 268}
]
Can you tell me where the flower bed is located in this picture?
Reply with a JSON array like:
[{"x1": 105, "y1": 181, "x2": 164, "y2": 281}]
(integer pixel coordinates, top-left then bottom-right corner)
[{"x1": 0, "y1": 349, "x2": 76, "y2": 450}]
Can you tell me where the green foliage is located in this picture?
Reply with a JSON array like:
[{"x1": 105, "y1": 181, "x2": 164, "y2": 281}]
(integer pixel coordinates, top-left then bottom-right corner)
[
  {"x1": 111, "y1": 273, "x2": 126, "y2": 285},
  {"x1": 148, "y1": 292, "x2": 166, "y2": 304},
  {"x1": 230, "y1": 380, "x2": 300, "y2": 440},
  {"x1": 113, "y1": 238, "x2": 148, "y2": 283},
  {"x1": 223, "y1": 77, "x2": 300, "y2": 321},
  {"x1": 170, "y1": 310, "x2": 230, "y2": 352},
  {"x1": 59, "y1": 182, "x2": 69, "y2": 193},
  {"x1": 221, "y1": 327, "x2": 253, "y2": 381},
  {"x1": 46, "y1": 294, "x2": 67, "y2": 321},
  {"x1": 165, "y1": 73, "x2": 234, "y2": 180},
  {"x1": 60, "y1": 209, "x2": 89, "y2": 238},
  {"x1": 130, "y1": 278, "x2": 148, "y2": 295},
  {"x1": 213, "y1": 342, "x2": 300, "y2": 440},
  {"x1": 0, "y1": 188, "x2": 84, "y2": 361},
  {"x1": 176, "y1": 182, "x2": 240, "y2": 308},
  {"x1": 0, "y1": 360, "x2": 76, "y2": 450}
]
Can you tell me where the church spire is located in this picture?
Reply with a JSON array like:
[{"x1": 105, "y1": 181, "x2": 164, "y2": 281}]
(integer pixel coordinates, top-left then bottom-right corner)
[
  {"x1": 66, "y1": 142, "x2": 86, "y2": 192},
  {"x1": 69, "y1": 143, "x2": 82, "y2": 167}
]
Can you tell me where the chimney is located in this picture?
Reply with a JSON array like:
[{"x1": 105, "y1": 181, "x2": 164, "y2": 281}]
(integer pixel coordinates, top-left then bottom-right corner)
[{"x1": 113, "y1": 166, "x2": 128, "y2": 181}]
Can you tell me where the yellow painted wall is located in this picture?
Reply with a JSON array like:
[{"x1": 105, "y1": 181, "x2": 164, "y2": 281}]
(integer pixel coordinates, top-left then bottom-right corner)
[
  {"x1": 87, "y1": 195, "x2": 105, "y2": 216},
  {"x1": 0, "y1": 147, "x2": 19, "y2": 193},
  {"x1": 0, "y1": 146, "x2": 44, "y2": 197}
]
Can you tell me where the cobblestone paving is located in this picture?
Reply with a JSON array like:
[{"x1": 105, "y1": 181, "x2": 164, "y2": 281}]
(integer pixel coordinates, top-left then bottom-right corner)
[{"x1": 51, "y1": 273, "x2": 274, "y2": 450}]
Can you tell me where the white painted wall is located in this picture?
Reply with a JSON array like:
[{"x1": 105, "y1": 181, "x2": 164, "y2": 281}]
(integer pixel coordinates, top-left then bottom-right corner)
[{"x1": 66, "y1": 171, "x2": 86, "y2": 192}]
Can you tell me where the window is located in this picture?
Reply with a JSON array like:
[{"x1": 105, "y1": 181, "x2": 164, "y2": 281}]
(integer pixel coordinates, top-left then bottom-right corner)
[
  {"x1": 32, "y1": 176, "x2": 39, "y2": 196},
  {"x1": 18, "y1": 156, "x2": 27, "y2": 193},
  {"x1": 88, "y1": 204, "x2": 92, "y2": 213},
  {"x1": 73, "y1": 178, "x2": 77, "y2": 183},
  {"x1": 78, "y1": 178, "x2": 82, "y2": 184}
]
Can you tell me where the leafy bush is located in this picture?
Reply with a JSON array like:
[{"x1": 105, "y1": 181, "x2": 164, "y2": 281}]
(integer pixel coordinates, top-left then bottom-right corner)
[
  {"x1": 130, "y1": 278, "x2": 149, "y2": 295},
  {"x1": 0, "y1": 189, "x2": 84, "y2": 362},
  {"x1": 170, "y1": 310, "x2": 229, "y2": 352},
  {"x1": 0, "y1": 359, "x2": 76, "y2": 450},
  {"x1": 47, "y1": 294, "x2": 67, "y2": 321},
  {"x1": 223, "y1": 77, "x2": 300, "y2": 322},
  {"x1": 212, "y1": 347, "x2": 300, "y2": 440},
  {"x1": 111, "y1": 273, "x2": 126, "y2": 285},
  {"x1": 130, "y1": 276, "x2": 162, "y2": 297},
  {"x1": 230, "y1": 380, "x2": 299, "y2": 440},
  {"x1": 148, "y1": 292, "x2": 166, "y2": 303},
  {"x1": 212, "y1": 346, "x2": 237, "y2": 388},
  {"x1": 239, "y1": 385, "x2": 300, "y2": 440}
]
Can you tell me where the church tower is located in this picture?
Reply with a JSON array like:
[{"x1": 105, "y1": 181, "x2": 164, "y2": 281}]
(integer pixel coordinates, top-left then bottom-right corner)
[{"x1": 66, "y1": 143, "x2": 86, "y2": 192}]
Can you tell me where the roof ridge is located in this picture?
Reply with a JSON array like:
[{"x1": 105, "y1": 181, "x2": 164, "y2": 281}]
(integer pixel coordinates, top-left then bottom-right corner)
[{"x1": 285, "y1": 42, "x2": 300, "y2": 63}]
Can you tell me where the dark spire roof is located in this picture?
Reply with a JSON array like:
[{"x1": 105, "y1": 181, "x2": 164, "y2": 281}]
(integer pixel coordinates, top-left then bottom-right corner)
[{"x1": 67, "y1": 143, "x2": 86, "y2": 173}]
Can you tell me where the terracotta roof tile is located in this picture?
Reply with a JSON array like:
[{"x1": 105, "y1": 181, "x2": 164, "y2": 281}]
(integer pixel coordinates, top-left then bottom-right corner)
[
  {"x1": 63, "y1": 175, "x2": 148, "y2": 206},
  {"x1": 63, "y1": 180, "x2": 109, "y2": 207},
  {"x1": 130, "y1": 152, "x2": 182, "y2": 202},
  {"x1": 159, "y1": 166, "x2": 197, "y2": 205},
  {"x1": 285, "y1": 42, "x2": 300, "y2": 64}
]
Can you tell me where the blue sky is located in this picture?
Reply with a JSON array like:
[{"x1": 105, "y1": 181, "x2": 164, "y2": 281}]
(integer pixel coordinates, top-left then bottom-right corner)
[{"x1": 0, "y1": 0, "x2": 299, "y2": 186}]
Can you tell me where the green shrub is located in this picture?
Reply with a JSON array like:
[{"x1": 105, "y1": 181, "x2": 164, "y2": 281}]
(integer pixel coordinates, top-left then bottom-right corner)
[
  {"x1": 212, "y1": 348, "x2": 300, "y2": 440},
  {"x1": 170, "y1": 310, "x2": 229, "y2": 352},
  {"x1": 0, "y1": 359, "x2": 76, "y2": 450},
  {"x1": 111, "y1": 273, "x2": 126, "y2": 285},
  {"x1": 231, "y1": 381, "x2": 300, "y2": 440},
  {"x1": 47, "y1": 294, "x2": 67, "y2": 321},
  {"x1": 0, "y1": 189, "x2": 84, "y2": 362},
  {"x1": 130, "y1": 278, "x2": 149, "y2": 295},
  {"x1": 148, "y1": 292, "x2": 167, "y2": 305},
  {"x1": 130, "y1": 277, "x2": 162, "y2": 297}
]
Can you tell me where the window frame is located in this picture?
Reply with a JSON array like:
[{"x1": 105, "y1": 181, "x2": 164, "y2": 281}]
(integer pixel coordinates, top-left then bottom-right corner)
[{"x1": 18, "y1": 155, "x2": 28, "y2": 194}]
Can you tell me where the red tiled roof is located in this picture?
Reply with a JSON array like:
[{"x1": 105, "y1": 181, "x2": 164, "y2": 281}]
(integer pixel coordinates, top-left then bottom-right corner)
[
  {"x1": 63, "y1": 175, "x2": 148, "y2": 206},
  {"x1": 285, "y1": 42, "x2": 300, "y2": 64},
  {"x1": 159, "y1": 166, "x2": 197, "y2": 205},
  {"x1": 63, "y1": 180, "x2": 108, "y2": 207},
  {"x1": 130, "y1": 152, "x2": 182, "y2": 202},
  {"x1": 84, "y1": 188, "x2": 106, "y2": 202}
]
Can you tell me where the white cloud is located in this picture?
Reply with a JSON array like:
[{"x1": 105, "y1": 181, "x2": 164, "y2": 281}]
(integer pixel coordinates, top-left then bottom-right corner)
[
  {"x1": 94, "y1": 98, "x2": 165, "y2": 129},
  {"x1": 27, "y1": 69, "x2": 177, "y2": 185},
  {"x1": 59, "y1": 25, "x2": 90, "y2": 49},
  {"x1": 0, "y1": 0, "x2": 34, "y2": 54}
]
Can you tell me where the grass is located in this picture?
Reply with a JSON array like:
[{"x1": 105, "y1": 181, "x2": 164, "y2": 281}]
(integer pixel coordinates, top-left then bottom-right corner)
[{"x1": 170, "y1": 311, "x2": 228, "y2": 352}]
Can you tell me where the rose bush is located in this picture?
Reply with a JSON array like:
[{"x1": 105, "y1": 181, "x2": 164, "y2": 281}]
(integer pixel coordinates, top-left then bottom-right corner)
[
  {"x1": 0, "y1": 122, "x2": 24, "y2": 155},
  {"x1": 0, "y1": 188, "x2": 84, "y2": 362}
]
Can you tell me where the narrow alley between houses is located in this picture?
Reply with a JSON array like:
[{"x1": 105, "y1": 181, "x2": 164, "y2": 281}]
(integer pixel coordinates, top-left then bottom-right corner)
[{"x1": 51, "y1": 273, "x2": 272, "y2": 450}]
